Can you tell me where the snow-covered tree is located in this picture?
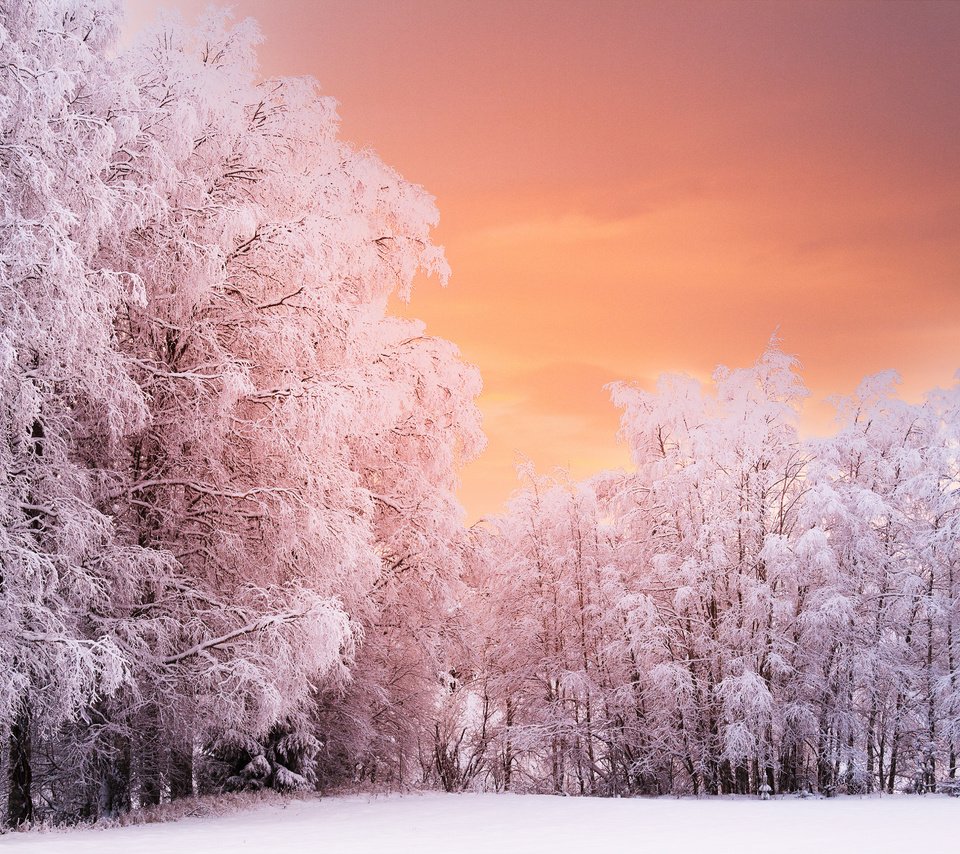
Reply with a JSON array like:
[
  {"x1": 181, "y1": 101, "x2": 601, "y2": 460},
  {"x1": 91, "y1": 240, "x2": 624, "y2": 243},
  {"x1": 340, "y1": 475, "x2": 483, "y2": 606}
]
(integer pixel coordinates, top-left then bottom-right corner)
[
  {"x1": 7, "y1": 0, "x2": 960, "y2": 821},
  {"x1": 461, "y1": 467, "x2": 626, "y2": 794},
  {"x1": 0, "y1": 0, "x2": 172, "y2": 825},
  {"x1": 2, "y1": 1, "x2": 482, "y2": 822},
  {"x1": 91, "y1": 8, "x2": 482, "y2": 804},
  {"x1": 313, "y1": 320, "x2": 484, "y2": 787},
  {"x1": 605, "y1": 341, "x2": 812, "y2": 793},
  {"x1": 467, "y1": 345, "x2": 960, "y2": 797},
  {"x1": 807, "y1": 372, "x2": 960, "y2": 792}
]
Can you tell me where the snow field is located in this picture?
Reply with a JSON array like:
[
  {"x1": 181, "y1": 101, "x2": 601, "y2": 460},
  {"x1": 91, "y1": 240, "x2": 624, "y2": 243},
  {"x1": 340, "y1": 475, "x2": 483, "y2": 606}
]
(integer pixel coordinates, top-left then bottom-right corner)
[{"x1": 3, "y1": 792, "x2": 957, "y2": 854}]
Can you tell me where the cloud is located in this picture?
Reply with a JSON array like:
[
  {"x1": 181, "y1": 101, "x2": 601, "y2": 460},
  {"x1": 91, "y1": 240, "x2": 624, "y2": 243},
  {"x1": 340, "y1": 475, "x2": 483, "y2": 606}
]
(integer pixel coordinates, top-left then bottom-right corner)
[{"x1": 468, "y1": 213, "x2": 652, "y2": 247}]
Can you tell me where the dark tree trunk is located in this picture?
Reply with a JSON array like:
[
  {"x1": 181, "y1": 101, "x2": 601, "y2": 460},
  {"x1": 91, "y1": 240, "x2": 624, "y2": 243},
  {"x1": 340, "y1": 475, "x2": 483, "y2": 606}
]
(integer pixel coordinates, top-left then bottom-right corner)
[
  {"x1": 169, "y1": 743, "x2": 194, "y2": 801},
  {"x1": 877, "y1": 730, "x2": 886, "y2": 794},
  {"x1": 888, "y1": 692, "x2": 903, "y2": 794},
  {"x1": 887, "y1": 734, "x2": 899, "y2": 794},
  {"x1": 7, "y1": 705, "x2": 33, "y2": 827},
  {"x1": 7, "y1": 419, "x2": 45, "y2": 827},
  {"x1": 816, "y1": 726, "x2": 831, "y2": 795},
  {"x1": 503, "y1": 698, "x2": 514, "y2": 791},
  {"x1": 138, "y1": 714, "x2": 163, "y2": 807},
  {"x1": 101, "y1": 733, "x2": 132, "y2": 817},
  {"x1": 866, "y1": 705, "x2": 877, "y2": 794}
]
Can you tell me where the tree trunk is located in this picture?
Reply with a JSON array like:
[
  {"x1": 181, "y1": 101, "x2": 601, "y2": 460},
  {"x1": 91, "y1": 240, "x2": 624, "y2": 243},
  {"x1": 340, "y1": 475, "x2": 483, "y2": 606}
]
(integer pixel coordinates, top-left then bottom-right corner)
[
  {"x1": 138, "y1": 713, "x2": 163, "y2": 807},
  {"x1": 101, "y1": 733, "x2": 132, "y2": 817},
  {"x1": 169, "y1": 742, "x2": 194, "y2": 801},
  {"x1": 503, "y1": 698, "x2": 514, "y2": 791},
  {"x1": 7, "y1": 705, "x2": 33, "y2": 827},
  {"x1": 948, "y1": 561, "x2": 958, "y2": 780},
  {"x1": 877, "y1": 730, "x2": 886, "y2": 795},
  {"x1": 866, "y1": 704, "x2": 877, "y2": 793},
  {"x1": 887, "y1": 728, "x2": 899, "y2": 793}
]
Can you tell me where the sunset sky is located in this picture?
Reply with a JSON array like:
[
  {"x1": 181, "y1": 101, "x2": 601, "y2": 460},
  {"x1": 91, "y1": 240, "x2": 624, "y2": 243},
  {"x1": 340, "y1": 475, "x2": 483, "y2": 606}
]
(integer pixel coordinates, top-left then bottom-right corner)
[{"x1": 125, "y1": 0, "x2": 960, "y2": 521}]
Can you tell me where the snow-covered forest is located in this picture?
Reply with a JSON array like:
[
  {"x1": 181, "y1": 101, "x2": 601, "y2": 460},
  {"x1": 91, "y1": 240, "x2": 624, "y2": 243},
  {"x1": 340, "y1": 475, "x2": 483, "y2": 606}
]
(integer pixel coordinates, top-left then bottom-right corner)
[
  {"x1": 2, "y1": 0, "x2": 960, "y2": 830},
  {"x1": 460, "y1": 352, "x2": 960, "y2": 797}
]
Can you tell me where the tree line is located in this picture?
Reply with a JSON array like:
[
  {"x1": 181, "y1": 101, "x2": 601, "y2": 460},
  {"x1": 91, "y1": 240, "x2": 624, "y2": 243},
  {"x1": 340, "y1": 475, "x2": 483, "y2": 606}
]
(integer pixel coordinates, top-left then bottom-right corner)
[{"x1": 449, "y1": 350, "x2": 960, "y2": 797}]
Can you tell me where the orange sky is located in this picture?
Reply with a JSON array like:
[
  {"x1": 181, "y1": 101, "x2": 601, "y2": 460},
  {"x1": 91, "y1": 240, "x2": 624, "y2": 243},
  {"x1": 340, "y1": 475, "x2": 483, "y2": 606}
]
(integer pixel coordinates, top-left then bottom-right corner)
[{"x1": 125, "y1": 0, "x2": 960, "y2": 521}]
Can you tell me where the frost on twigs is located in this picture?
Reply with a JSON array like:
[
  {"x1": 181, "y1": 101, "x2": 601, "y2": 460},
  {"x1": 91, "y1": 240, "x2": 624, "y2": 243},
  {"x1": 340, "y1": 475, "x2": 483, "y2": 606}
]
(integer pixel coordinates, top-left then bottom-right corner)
[
  {"x1": 2, "y1": 0, "x2": 482, "y2": 825},
  {"x1": 463, "y1": 342, "x2": 960, "y2": 797}
]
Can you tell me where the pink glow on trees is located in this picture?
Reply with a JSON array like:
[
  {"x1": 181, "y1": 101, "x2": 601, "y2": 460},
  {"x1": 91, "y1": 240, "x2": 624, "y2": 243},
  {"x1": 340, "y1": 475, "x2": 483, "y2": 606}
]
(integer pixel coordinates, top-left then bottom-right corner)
[
  {"x1": 0, "y1": 0, "x2": 170, "y2": 824},
  {"x1": 314, "y1": 319, "x2": 484, "y2": 784},
  {"x1": 463, "y1": 345, "x2": 960, "y2": 797},
  {"x1": 95, "y1": 8, "x2": 482, "y2": 803},
  {"x1": 4, "y1": 0, "x2": 960, "y2": 825},
  {"x1": 2, "y1": 1, "x2": 482, "y2": 822}
]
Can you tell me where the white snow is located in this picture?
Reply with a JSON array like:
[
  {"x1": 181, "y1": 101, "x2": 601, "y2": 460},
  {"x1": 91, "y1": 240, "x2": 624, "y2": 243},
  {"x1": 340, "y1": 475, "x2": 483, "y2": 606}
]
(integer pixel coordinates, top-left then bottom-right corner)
[{"x1": 3, "y1": 792, "x2": 957, "y2": 853}]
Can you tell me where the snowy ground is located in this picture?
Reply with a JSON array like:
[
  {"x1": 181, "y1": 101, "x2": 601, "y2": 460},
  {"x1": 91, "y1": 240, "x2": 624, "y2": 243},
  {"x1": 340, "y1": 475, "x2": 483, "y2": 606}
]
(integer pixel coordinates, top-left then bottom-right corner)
[{"x1": 3, "y1": 791, "x2": 957, "y2": 853}]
